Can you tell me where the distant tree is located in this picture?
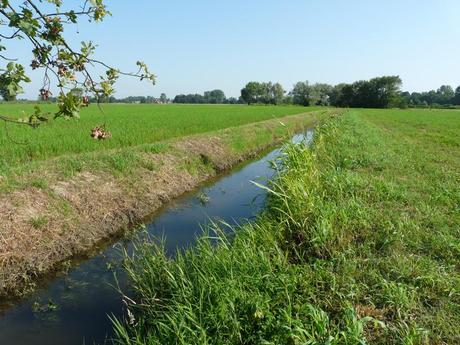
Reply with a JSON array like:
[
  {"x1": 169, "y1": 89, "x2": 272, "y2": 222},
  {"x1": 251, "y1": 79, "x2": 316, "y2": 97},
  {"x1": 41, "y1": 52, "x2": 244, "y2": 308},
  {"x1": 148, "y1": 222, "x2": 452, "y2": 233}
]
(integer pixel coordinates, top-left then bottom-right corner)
[
  {"x1": 173, "y1": 90, "x2": 226, "y2": 104},
  {"x1": 328, "y1": 83, "x2": 346, "y2": 106},
  {"x1": 371, "y1": 76, "x2": 403, "y2": 108},
  {"x1": 145, "y1": 96, "x2": 156, "y2": 103},
  {"x1": 224, "y1": 97, "x2": 240, "y2": 104},
  {"x1": 173, "y1": 94, "x2": 184, "y2": 103},
  {"x1": 159, "y1": 93, "x2": 168, "y2": 103},
  {"x1": 407, "y1": 92, "x2": 422, "y2": 107},
  {"x1": 436, "y1": 85, "x2": 454, "y2": 105},
  {"x1": 240, "y1": 81, "x2": 285, "y2": 105},
  {"x1": 290, "y1": 82, "x2": 333, "y2": 106},
  {"x1": 355, "y1": 80, "x2": 376, "y2": 107},
  {"x1": 282, "y1": 94, "x2": 293, "y2": 105},
  {"x1": 336, "y1": 83, "x2": 357, "y2": 107},
  {"x1": 425, "y1": 90, "x2": 437, "y2": 106},
  {"x1": 454, "y1": 86, "x2": 460, "y2": 105},
  {"x1": 290, "y1": 81, "x2": 311, "y2": 106},
  {"x1": 204, "y1": 89, "x2": 226, "y2": 104},
  {"x1": 309, "y1": 83, "x2": 333, "y2": 105},
  {"x1": 173, "y1": 93, "x2": 205, "y2": 104},
  {"x1": 268, "y1": 82, "x2": 285, "y2": 105},
  {"x1": 241, "y1": 82, "x2": 263, "y2": 104},
  {"x1": 400, "y1": 91, "x2": 411, "y2": 108}
]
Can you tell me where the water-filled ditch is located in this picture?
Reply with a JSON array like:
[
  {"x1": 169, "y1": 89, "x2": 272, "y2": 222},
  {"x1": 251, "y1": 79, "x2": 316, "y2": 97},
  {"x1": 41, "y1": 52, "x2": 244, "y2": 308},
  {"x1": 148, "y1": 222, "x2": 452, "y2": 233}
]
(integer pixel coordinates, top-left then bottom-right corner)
[{"x1": 0, "y1": 129, "x2": 313, "y2": 345}]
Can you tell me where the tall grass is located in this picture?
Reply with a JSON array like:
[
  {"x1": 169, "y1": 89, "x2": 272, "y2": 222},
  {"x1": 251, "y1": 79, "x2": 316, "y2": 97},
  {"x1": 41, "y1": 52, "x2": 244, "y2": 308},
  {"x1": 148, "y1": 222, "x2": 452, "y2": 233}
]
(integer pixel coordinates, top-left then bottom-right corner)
[{"x1": 112, "y1": 110, "x2": 460, "y2": 344}]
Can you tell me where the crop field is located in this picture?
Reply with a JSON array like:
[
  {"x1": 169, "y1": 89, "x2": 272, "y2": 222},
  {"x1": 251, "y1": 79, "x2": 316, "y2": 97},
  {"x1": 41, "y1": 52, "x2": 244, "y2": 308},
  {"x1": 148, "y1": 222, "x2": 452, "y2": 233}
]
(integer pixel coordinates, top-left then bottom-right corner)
[
  {"x1": 0, "y1": 103, "x2": 314, "y2": 170},
  {"x1": 115, "y1": 108, "x2": 460, "y2": 344}
]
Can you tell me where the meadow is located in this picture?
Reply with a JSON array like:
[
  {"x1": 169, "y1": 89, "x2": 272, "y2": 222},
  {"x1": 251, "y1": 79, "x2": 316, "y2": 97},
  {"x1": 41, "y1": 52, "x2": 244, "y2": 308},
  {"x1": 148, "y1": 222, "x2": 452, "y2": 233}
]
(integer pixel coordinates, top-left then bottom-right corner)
[
  {"x1": 113, "y1": 108, "x2": 460, "y2": 344},
  {"x1": 0, "y1": 103, "x2": 314, "y2": 169}
]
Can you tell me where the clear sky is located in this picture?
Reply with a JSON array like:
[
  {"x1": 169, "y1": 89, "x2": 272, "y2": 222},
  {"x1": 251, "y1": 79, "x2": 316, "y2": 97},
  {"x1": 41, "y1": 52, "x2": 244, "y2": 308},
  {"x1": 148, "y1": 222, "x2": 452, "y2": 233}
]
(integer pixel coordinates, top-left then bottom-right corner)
[{"x1": 12, "y1": 0, "x2": 460, "y2": 99}]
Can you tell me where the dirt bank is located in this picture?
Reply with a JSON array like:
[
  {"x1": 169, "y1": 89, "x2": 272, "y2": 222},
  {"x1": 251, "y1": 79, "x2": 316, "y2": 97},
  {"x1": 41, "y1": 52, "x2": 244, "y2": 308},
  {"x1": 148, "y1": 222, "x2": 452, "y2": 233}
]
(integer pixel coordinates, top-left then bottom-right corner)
[{"x1": 0, "y1": 111, "x2": 322, "y2": 297}]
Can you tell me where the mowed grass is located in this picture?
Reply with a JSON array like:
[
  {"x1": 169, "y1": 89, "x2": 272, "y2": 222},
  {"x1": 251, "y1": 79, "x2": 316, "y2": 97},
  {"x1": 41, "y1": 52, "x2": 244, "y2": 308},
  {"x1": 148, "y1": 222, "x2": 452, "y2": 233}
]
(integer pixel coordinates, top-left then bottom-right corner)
[
  {"x1": 0, "y1": 103, "x2": 314, "y2": 170},
  {"x1": 113, "y1": 109, "x2": 460, "y2": 344}
]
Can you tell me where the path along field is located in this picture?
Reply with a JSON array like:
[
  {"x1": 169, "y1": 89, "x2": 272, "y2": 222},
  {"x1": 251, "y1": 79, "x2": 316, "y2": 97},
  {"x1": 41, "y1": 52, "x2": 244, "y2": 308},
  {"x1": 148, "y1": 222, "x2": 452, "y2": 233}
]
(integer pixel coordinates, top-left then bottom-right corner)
[
  {"x1": 114, "y1": 108, "x2": 460, "y2": 344},
  {"x1": 0, "y1": 103, "x2": 316, "y2": 169}
]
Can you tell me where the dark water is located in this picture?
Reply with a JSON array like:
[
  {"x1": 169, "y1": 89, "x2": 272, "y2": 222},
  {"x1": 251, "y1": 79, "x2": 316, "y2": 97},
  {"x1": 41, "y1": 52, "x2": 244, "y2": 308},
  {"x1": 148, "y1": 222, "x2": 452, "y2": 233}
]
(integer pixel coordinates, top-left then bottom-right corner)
[{"x1": 0, "y1": 129, "x2": 313, "y2": 345}]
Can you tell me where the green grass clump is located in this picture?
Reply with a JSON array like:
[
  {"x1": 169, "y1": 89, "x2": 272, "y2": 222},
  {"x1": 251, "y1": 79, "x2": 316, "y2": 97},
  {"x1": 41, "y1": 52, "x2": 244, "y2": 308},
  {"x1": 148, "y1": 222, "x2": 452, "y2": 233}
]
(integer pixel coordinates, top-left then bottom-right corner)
[
  {"x1": 113, "y1": 109, "x2": 460, "y2": 344},
  {"x1": 29, "y1": 216, "x2": 48, "y2": 230}
]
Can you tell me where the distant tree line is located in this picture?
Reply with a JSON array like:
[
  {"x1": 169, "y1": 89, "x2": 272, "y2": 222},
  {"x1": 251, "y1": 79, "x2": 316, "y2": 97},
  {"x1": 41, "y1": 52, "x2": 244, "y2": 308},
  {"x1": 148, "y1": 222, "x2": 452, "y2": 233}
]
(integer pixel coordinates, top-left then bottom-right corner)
[
  {"x1": 240, "y1": 82, "x2": 285, "y2": 105},
  {"x1": 240, "y1": 76, "x2": 404, "y2": 108},
  {"x1": 91, "y1": 93, "x2": 170, "y2": 104},
  {"x1": 94, "y1": 81, "x2": 460, "y2": 108},
  {"x1": 401, "y1": 85, "x2": 460, "y2": 108},
  {"x1": 173, "y1": 89, "x2": 241, "y2": 104},
  {"x1": 5, "y1": 76, "x2": 460, "y2": 109},
  {"x1": 22, "y1": 93, "x2": 171, "y2": 104},
  {"x1": 240, "y1": 77, "x2": 460, "y2": 109}
]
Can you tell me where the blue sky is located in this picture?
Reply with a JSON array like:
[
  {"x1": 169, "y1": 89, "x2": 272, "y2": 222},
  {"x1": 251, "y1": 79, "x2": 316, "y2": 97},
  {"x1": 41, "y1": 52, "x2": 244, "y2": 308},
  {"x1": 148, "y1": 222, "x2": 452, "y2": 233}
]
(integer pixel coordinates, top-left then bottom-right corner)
[{"x1": 12, "y1": 0, "x2": 460, "y2": 99}]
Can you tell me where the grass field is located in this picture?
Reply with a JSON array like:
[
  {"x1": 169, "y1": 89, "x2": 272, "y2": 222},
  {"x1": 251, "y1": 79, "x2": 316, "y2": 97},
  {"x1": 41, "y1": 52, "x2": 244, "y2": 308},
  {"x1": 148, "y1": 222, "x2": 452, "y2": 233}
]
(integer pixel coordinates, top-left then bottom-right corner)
[
  {"x1": 114, "y1": 109, "x2": 460, "y2": 344},
  {"x1": 0, "y1": 103, "x2": 314, "y2": 170}
]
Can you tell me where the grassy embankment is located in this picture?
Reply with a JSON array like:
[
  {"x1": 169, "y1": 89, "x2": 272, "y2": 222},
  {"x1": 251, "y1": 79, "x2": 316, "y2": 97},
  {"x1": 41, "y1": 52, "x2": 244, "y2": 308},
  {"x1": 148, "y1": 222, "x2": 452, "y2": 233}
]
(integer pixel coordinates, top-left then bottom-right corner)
[
  {"x1": 114, "y1": 109, "x2": 460, "y2": 344},
  {"x1": 0, "y1": 104, "x2": 321, "y2": 297}
]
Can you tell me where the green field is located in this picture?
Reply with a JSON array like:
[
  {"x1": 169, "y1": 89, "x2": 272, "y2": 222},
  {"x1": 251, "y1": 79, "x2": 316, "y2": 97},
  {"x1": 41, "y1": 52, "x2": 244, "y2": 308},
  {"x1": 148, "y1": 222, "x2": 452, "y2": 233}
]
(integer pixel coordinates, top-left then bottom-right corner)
[
  {"x1": 0, "y1": 103, "x2": 314, "y2": 170},
  {"x1": 114, "y1": 109, "x2": 460, "y2": 344}
]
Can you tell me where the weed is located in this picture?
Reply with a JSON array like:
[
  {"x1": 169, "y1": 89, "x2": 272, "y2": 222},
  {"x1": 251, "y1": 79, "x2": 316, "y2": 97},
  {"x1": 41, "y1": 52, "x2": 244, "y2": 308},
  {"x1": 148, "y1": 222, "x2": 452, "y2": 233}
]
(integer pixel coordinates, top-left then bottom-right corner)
[
  {"x1": 197, "y1": 191, "x2": 210, "y2": 205},
  {"x1": 29, "y1": 216, "x2": 48, "y2": 229}
]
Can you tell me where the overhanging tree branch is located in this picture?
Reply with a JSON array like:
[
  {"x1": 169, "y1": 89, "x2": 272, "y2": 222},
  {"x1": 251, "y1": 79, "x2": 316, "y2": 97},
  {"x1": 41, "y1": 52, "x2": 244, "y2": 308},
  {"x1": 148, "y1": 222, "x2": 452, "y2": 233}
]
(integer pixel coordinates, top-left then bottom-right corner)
[{"x1": 0, "y1": 0, "x2": 155, "y2": 128}]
